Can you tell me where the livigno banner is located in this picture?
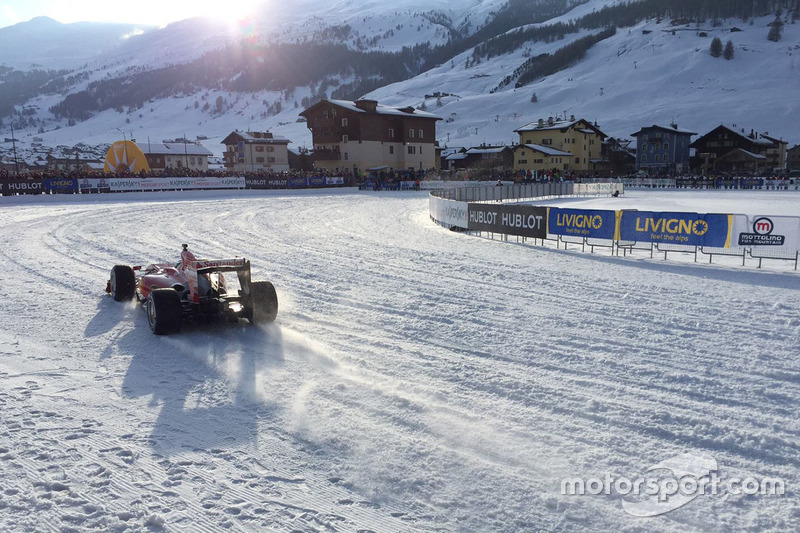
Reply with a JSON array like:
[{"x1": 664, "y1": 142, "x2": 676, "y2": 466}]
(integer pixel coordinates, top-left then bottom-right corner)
[
  {"x1": 619, "y1": 211, "x2": 732, "y2": 247},
  {"x1": 731, "y1": 215, "x2": 800, "y2": 251},
  {"x1": 467, "y1": 204, "x2": 547, "y2": 238},
  {"x1": 548, "y1": 208, "x2": 618, "y2": 240}
]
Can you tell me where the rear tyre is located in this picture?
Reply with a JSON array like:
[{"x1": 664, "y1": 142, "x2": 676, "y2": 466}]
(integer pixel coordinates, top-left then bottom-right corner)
[
  {"x1": 246, "y1": 281, "x2": 278, "y2": 325},
  {"x1": 110, "y1": 265, "x2": 135, "y2": 302},
  {"x1": 146, "y1": 289, "x2": 182, "y2": 335}
]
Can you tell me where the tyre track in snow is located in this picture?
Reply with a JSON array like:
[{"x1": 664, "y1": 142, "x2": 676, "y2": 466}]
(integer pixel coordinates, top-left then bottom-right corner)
[
  {"x1": 0, "y1": 200, "x2": 417, "y2": 532},
  {"x1": 202, "y1": 195, "x2": 800, "y2": 466}
]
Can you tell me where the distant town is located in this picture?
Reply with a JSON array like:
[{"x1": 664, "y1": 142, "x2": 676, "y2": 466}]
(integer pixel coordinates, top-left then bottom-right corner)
[{"x1": 1, "y1": 98, "x2": 798, "y2": 181}]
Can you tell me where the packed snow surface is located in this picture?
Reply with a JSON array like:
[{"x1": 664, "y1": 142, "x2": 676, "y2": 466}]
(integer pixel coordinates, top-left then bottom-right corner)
[{"x1": 0, "y1": 189, "x2": 798, "y2": 532}]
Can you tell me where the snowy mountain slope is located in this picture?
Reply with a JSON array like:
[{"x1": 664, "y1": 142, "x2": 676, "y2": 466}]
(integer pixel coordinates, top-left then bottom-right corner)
[
  {"x1": 2, "y1": 1, "x2": 798, "y2": 160},
  {"x1": 0, "y1": 17, "x2": 154, "y2": 70},
  {"x1": 0, "y1": 189, "x2": 798, "y2": 531},
  {"x1": 370, "y1": 15, "x2": 800, "y2": 148}
]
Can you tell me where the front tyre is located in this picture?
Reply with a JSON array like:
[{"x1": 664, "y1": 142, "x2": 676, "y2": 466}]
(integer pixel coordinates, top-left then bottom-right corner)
[
  {"x1": 246, "y1": 281, "x2": 278, "y2": 325},
  {"x1": 110, "y1": 265, "x2": 135, "y2": 301},
  {"x1": 146, "y1": 289, "x2": 182, "y2": 335}
]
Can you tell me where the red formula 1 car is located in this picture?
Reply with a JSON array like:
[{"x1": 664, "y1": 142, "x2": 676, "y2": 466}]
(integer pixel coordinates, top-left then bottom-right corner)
[{"x1": 106, "y1": 244, "x2": 278, "y2": 335}]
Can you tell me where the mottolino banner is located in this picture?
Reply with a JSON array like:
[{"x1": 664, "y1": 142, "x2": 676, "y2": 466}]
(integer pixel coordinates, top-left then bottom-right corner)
[
  {"x1": 467, "y1": 204, "x2": 546, "y2": 238},
  {"x1": 731, "y1": 215, "x2": 800, "y2": 250},
  {"x1": 619, "y1": 211, "x2": 732, "y2": 247},
  {"x1": 548, "y1": 207, "x2": 617, "y2": 240}
]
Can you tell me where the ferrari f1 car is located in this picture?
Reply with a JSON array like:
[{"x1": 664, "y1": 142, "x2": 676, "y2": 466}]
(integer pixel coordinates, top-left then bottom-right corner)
[{"x1": 106, "y1": 245, "x2": 278, "y2": 335}]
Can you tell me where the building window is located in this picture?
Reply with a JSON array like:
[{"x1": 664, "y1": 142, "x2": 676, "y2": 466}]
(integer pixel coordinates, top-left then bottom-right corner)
[
  {"x1": 641, "y1": 155, "x2": 647, "y2": 162},
  {"x1": 575, "y1": 157, "x2": 580, "y2": 164},
  {"x1": 267, "y1": 146, "x2": 275, "y2": 152},
  {"x1": 342, "y1": 118, "x2": 348, "y2": 127},
  {"x1": 408, "y1": 146, "x2": 416, "y2": 154},
  {"x1": 534, "y1": 159, "x2": 543, "y2": 164},
  {"x1": 389, "y1": 146, "x2": 394, "y2": 154},
  {"x1": 342, "y1": 135, "x2": 348, "y2": 143},
  {"x1": 268, "y1": 157, "x2": 276, "y2": 163},
  {"x1": 642, "y1": 143, "x2": 648, "y2": 151},
  {"x1": 418, "y1": 129, "x2": 424, "y2": 139},
  {"x1": 542, "y1": 138, "x2": 552, "y2": 145},
  {"x1": 518, "y1": 159, "x2": 527, "y2": 164},
  {"x1": 344, "y1": 153, "x2": 348, "y2": 160},
  {"x1": 389, "y1": 128, "x2": 395, "y2": 138},
  {"x1": 663, "y1": 143, "x2": 669, "y2": 150},
  {"x1": 256, "y1": 146, "x2": 264, "y2": 152},
  {"x1": 655, "y1": 155, "x2": 660, "y2": 162},
  {"x1": 408, "y1": 129, "x2": 415, "y2": 139},
  {"x1": 256, "y1": 157, "x2": 265, "y2": 163},
  {"x1": 190, "y1": 157, "x2": 196, "y2": 165}
]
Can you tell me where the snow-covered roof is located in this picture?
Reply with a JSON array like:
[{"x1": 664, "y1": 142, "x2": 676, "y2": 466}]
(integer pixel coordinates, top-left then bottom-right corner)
[
  {"x1": 516, "y1": 119, "x2": 580, "y2": 132},
  {"x1": 631, "y1": 125, "x2": 697, "y2": 136},
  {"x1": 519, "y1": 144, "x2": 573, "y2": 157},
  {"x1": 441, "y1": 147, "x2": 466, "y2": 157},
  {"x1": 465, "y1": 146, "x2": 508, "y2": 154},
  {"x1": 142, "y1": 143, "x2": 213, "y2": 156},
  {"x1": 722, "y1": 126, "x2": 773, "y2": 146},
  {"x1": 237, "y1": 132, "x2": 288, "y2": 143},
  {"x1": 326, "y1": 99, "x2": 441, "y2": 120},
  {"x1": 446, "y1": 153, "x2": 468, "y2": 160}
]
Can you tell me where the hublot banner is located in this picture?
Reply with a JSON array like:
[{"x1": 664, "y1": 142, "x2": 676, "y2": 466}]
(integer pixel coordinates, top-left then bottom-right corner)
[
  {"x1": 2, "y1": 178, "x2": 44, "y2": 195},
  {"x1": 467, "y1": 204, "x2": 547, "y2": 238},
  {"x1": 244, "y1": 178, "x2": 290, "y2": 189}
]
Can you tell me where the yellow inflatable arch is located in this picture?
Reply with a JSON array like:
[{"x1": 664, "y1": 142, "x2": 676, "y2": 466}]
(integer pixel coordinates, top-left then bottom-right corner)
[{"x1": 104, "y1": 140, "x2": 151, "y2": 174}]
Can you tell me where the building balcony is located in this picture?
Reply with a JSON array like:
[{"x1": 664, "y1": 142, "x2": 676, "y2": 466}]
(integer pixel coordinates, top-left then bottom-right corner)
[{"x1": 314, "y1": 148, "x2": 341, "y2": 161}]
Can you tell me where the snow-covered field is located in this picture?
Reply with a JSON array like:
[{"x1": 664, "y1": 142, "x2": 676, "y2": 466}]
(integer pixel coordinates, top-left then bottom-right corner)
[{"x1": 0, "y1": 189, "x2": 798, "y2": 532}]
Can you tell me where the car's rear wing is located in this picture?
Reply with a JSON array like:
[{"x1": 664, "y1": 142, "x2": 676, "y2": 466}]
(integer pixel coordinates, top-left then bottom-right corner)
[{"x1": 185, "y1": 258, "x2": 252, "y2": 303}]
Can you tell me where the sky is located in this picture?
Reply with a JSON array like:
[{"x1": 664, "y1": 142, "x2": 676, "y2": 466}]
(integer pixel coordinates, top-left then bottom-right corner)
[{"x1": 0, "y1": 0, "x2": 267, "y2": 29}]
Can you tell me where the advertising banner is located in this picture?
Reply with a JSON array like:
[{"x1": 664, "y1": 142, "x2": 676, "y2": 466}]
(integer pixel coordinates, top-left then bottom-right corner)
[
  {"x1": 44, "y1": 178, "x2": 78, "y2": 193},
  {"x1": 467, "y1": 204, "x2": 547, "y2": 238},
  {"x1": 619, "y1": 211, "x2": 732, "y2": 247},
  {"x1": 737, "y1": 178, "x2": 764, "y2": 189},
  {"x1": 326, "y1": 176, "x2": 345, "y2": 186},
  {"x1": 548, "y1": 208, "x2": 618, "y2": 240},
  {"x1": 429, "y1": 197, "x2": 469, "y2": 229},
  {"x1": 289, "y1": 177, "x2": 308, "y2": 188},
  {"x1": 308, "y1": 176, "x2": 326, "y2": 187},
  {"x1": 731, "y1": 215, "x2": 800, "y2": 250},
  {"x1": 574, "y1": 182, "x2": 623, "y2": 195},
  {"x1": 92, "y1": 177, "x2": 246, "y2": 192},
  {"x1": 1, "y1": 178, "x2": 44, "y2": 195}
]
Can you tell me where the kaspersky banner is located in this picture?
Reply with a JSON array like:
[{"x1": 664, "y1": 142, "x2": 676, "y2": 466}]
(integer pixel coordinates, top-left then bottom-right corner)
[
  {"x1": 429, "y1": 196, "x2": 469, "y2": 229},
  {"x1": 619, "y1": 211, "x2": 733, "y2": 247},
  {"x1": 731, "y1": 215, "x2": 800, "y2": 250},
  {"x1": 548, "y1": 208, "x2": 617, "y2": 240}
]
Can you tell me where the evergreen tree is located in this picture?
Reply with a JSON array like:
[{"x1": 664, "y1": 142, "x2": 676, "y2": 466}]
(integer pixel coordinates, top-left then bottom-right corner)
[
  {"x1": 768, "y1": 15, "x2": 783, "y2": 41},
  {"x1": 724, "y1": 40, "x2": 734, "y2": 60},
  {"x1": 709, "y1": 37, "x2": 723, "y2": 57},
  {"x1": 531, "y1": 92, "x2": 538, "y2": 103}
]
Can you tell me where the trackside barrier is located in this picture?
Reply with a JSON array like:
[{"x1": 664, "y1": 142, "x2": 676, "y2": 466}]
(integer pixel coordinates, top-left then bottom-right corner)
[
  {"x1": 618, "y1": 178, "x2": 800, "y2": 191},
  {"x1": 430, "y1": 183, "x2": 800, "y2": 270},
  {"x1": 1, "y1": 176, "x2": 348, "y2": 196}
]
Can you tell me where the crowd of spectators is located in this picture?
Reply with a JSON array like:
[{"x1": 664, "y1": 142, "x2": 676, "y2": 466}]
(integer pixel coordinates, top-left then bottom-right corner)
[{"x1": 0, "y1": 166, "x2": 358, "y2": 183}]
